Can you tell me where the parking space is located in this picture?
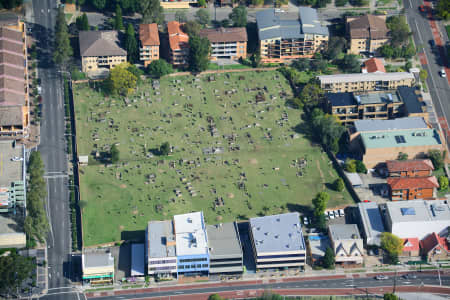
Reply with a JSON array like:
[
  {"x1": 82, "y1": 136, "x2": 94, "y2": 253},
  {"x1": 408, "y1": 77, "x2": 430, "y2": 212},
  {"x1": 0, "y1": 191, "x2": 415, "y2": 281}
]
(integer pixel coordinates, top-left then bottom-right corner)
[
  {"x1": 354, "y1": 171, "x2": 389, "y2": 204},
  {"x1": 0, "y1": 140, "x2": 23, "y2": 187}
]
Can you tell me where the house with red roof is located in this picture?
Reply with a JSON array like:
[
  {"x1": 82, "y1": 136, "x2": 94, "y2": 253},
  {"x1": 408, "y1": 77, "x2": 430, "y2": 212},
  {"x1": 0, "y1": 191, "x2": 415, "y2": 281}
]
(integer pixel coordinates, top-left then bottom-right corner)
[
  {"x1": 386, "y1": 159, "x2": 434, "y2": 178},
  {"x1": 401, "y1": 238, "x2": 420, "y2": 257},
  {"x1": 387, "y1": 176, "x2": 439, "y2": 201},
  {"x1": 420, "y1": 231, "x2": 450, "y2": 262},
  {"x1": 362, "y1": 58, "x2": 386, "y2": 73}
]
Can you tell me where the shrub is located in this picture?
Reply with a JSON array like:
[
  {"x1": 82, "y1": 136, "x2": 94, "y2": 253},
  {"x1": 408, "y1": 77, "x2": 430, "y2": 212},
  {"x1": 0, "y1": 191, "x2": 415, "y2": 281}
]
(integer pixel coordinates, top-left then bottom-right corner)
[
  {"x1": 333, "y1": 178, "x2": 345, "y2": 192},
  {"x1": 439, "y1": 175, "x2": 449, "y2": 191},
  {"x1": 344, "y1": 159, "x2": 357, "y2": 173}
]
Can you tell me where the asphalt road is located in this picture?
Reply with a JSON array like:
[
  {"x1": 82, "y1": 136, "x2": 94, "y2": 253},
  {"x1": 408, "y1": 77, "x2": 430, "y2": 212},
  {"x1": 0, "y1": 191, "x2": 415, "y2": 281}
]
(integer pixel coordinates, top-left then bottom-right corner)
[
  {"x1": 404, "y1": 0, "x2": 450, "y2": 130},
  {"x1": 31, "y1": 0, "x2": 74, "y2": 298},
  {"x1": 89, "y1": 274, "x2": 450, "y2": 300}
]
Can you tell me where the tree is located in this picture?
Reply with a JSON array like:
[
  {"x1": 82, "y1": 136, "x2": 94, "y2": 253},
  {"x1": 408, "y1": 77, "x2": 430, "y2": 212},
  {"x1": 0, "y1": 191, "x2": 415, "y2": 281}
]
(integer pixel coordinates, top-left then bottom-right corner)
[
  {"x1": 355, "y1": 160, "x2": 367, "y2": 174},
  {"x1": 0, "y1": 0, "x2": 23, "y2": 9},
  {"x1": 106, "y1": 63, "x2": 137, "y2": 96},
  {"x1": 397, "y1": 152, "x2": 408, "y2": 160},
  {"x1": 76, "y1": 13, "x2": 90, "y2": 31},
  {"x1": 251, "y1": 52, "x2": 261, "y2": 67},
  {"x1": 252, "y1": 0, "x2": 264, "y2": 5},
  {"x1": 125, "y1": 23, "x2": 138, "y2": 63},
  {"x1": 337, "y1": 54, "x2": 360, "y2": 73},
  {"x1": 92, "y1": 0, "x2": 106, "y2": 10},
  {"x1": 419, "y1": 68, "x2": 428, "y2": 82},
  {"x1": 114, "y1": 4, "x2": 124, "y2": 30},
  {"x1": 147, "y1": 59, "x2": 173, "y2": 78},
  {"x1": 439, "y1": 175, "x2": 449, "y2": 191},
  {"x1": 183, "y1": 21, "x2": 202, "y2": 36},
  {"x1": 292, "y1": 58, "x2": 310, "y2": 71},
  {"x1": 175, "y1": 10, "x2": 187, "y2": 23},
  {"x1": 208, "y1": 294, "x2": 225, "y2": 300},
  {"x1": 110, "y1": 144, "x2": 120, "y2": 163},
  {"x1": 0, "y1": 250, "x2": 35, "y2": 297},
  {"x1": 436, "y1": 0, "x2": 450, "y2": 20},
  {"x1": 310, "y1": 59, "x2": 328, "y2": 73},
  {"x1": 141, "y1": 0, "x2": 165, "y2": 25},
  {"x1": 335, "y1": 0, "x2": 348, "y2": 6},
  {"x1": 345, "y1": 159, "x2": 357, "y2": 173},
  {"x1": 299, "y1": 83, "x2": 324, "y2": 113},
  {"x1": 195, "y1": 9, "x2": 210, "y2": 26},
  {"x1": 188, "y1": 35, "x2": 211, "y2": 72},
  {"x1": 380, "y1": 232, "x2": 403, "y2": 264},
  {"x1": 54, "y1": 7, "x2": 73, "y2": 67},
  {"x1": 127, "y1": 64, "x2": 144, "y2": 83},
  {"x1": 312, "y1": 191, "x2": 329, "y2": 218},
  {"x1": 384, "y1": 293, "x2": 399, "y2": 300},
  {"x1": 333, "y1": 178, "x2": 345, "y2": 192},
  {"x1": 379, "y1": 44, "x2": 394, "y2": 58},
  {"x1": 310, "y1": 109, "x2": 345, "y2": 153},
  {"x1": 323, "y1": 247, "x2": 335, "y2": 269},
  {"x1": 386, "y1": 16, "x2": 411, "y2": 47},
  {"x1": 198, "y1": 0, "x2": 207, "y2": 6},
  {"x1": 325, "y1": 36, "x2": 347, "y2": 60},
  {"x1": 427, "y1": 149, "x2": 444, "y2": 169},
  {"x1": 229, "y1": 5, "x2": 247, "y2": 27},
  {"x1": 160, "y1": 142, "x2": 171, "y2": 156}
]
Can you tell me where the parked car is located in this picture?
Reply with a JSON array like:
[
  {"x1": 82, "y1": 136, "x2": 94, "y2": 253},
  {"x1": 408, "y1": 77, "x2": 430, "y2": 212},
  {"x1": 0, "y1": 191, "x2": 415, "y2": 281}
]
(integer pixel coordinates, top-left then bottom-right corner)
[
  {"x1": 440, "y1": 69, "x2": 447, "y2": 77},
  {"x1": 327, "y1": 211, "x2": 335, "y2": 219},
  {"x1": 338, "y1": 209, "x2": 345, "y2": 217},
  {"x1": 419, "y1": 4, "x2": 425, "y2": 12},
  {"x1": 363, "y1": 200, "x2": 371, "y2": 203},
  {"x1": 403, "y1": 273, "x2": 417, "y2": 279},
  {"x1": 11, "y1": 156, "x2": 23, "y2": 162},
  {"x1": 375, "y1": 275, "x2": 389, "y2": 280},
  {"x1": 303, "y1": 216, "x2": 309, "y2": 225}
]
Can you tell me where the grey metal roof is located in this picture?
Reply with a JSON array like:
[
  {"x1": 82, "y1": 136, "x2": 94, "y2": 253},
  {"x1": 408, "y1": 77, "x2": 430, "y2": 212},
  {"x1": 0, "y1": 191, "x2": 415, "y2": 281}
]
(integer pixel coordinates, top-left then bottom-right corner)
[
  {"x1": 329, "y1": 224, "x2": 361, "y2": 241},
  {"x1": 397, "y1": 86, "x2": 426, "y2": 114},
  {"x1": 318, "y1": 72, "x2": 414, "y2": 84},
  {"x1": 206, "y1": 222, "x2": 242, "y2": 259},
  {"x1": 250, "y1": 213, "x2": 305, "y2": 254},
  {"x1": 386, "y1": 200, "x2": 450, "y2": 223},
  {"x1": 131, "y1": 243, "x2": 145, "y2": 276},
  {"x1": 358, "y1": 202, "x2": 385, "y2": 246},
  {"x1": 79, "y1": 31, "x2": 127, "y2": 57},
  {"x1": 256, "y1": 7, "x2": 328, "y2": 41},
  {"x1": 83, "y1": 252, "x2": 114, "y2": 269},
  {"x1": 354, "y1": 117, "x2": 428, "y2": 133},
  {"x1": 147, "y1": 220, "x2": 176, "y2": 259}
]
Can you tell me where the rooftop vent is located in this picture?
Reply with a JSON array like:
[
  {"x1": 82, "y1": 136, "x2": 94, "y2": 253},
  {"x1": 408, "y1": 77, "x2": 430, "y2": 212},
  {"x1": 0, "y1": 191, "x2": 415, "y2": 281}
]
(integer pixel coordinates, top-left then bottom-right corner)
[
  {"x1": 286, "y1": 244, "x2": 290, "y2": 248},
  {"x1": 187, "y1": 217, "x2": 192, "y2": 223},
  {"x1": 275, "y1": 234, "x2": 279, "y2": 239},
  {"x1": 276, "y1": 218, "x2": 280, "y2": 222}
]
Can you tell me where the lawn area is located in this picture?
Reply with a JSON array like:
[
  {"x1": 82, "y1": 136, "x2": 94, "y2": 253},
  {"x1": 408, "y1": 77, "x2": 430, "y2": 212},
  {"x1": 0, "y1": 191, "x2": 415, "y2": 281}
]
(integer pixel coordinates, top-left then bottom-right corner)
[
  {"x1": 207, "y1": 63, "x2": 249, "y2": 71},
  {"x1": 74, "y1": 70, "x2": 353, "y2": 246}
]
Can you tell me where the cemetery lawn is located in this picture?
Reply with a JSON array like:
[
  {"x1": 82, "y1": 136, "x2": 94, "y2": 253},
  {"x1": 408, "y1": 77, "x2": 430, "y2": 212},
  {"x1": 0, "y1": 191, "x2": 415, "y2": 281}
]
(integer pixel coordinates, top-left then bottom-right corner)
[{"x1": 74, "y1": 70, "x2": 354, "y2": 246}]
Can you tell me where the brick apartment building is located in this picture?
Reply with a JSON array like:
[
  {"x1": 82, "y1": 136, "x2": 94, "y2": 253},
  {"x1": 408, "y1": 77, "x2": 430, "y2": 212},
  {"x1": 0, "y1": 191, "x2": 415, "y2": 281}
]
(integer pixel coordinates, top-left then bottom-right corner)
[
  {"x1": 139, "y1": 23, "x2": 160, "y2": 67},
  {"x1": 387, "y1": 176, "x2": 439, "y2": 201},
  {"x1": 255, "y1": 7, "x2": 328, "y2": 63},
  {"x1": 167, "y1": 21, "x2": 189, "y2": 66},
  {"x1": 199, "y1": 27, "x2": 247, "y2": 61},
  {"x1": 421, "y1": 232, "x2": 450, "y2": 262},
  {"x1": 0, "y1": 13, "x2": 29, "y2": 139},
  {"x1": 346, "y1": 14, "x2": 389, "y2": 55},
  {"x1": 385, "y1": 159, "x2": 434, "y2": 178}
]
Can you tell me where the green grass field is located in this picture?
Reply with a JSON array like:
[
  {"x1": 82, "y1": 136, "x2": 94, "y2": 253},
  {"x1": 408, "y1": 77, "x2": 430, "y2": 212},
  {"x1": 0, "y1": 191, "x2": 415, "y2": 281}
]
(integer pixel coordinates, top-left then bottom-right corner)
[{"x1": 74, "y1": 70, "x2": 353, "y2": 246}]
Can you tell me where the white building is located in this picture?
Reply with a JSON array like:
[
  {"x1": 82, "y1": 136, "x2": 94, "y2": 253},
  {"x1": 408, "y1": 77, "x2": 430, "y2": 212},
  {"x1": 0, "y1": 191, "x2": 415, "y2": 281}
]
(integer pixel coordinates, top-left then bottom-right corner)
[
  {"x1": 146, "y1": 220, "x2": 177, "y2": 275},
  {"x1": 328, "y1": 224, "x2": 364, "y2": 265},
  {"x1": 385, "y1": 200, "x2": 450, "y2": 240}
]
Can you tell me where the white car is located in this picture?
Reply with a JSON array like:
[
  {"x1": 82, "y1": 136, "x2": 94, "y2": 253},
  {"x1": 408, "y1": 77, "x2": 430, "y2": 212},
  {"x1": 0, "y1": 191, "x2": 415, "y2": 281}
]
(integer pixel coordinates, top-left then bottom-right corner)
[
  {"x1": 338, "y1": 209, "x2": 345, "y2": 217},
  {"x1": 11, "y1": 156, "x2": 23, "y2": 162},
  {"x1": 333, "y1": 210, "x2": 340, "y2": 217},
  {"x1": 440, "y1": 69, "x2": 447, "y2": 78},
  {"x1": 303, "y1": 216, "x2": 309, "y2": 225},
  {"x1": 328, "y1": 211, "x2": 335, "y2": 219}
]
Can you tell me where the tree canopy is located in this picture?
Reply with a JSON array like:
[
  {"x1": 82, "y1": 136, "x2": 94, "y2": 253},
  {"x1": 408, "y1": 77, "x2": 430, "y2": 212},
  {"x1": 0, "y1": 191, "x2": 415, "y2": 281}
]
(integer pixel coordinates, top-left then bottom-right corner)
[
  {"x1": 140, "y1": 0, "x2": 165, "y2": 25},
  {"x1": 380, "y1": 232, "x2": 403, "y2": 264},
  {"x1": 160, "y1": 142, "x2": 171, "y2": 156},
  {"x1": 195, "y1": 9, "x2": 210, "y2": 26},
  {"x1": 114, "y1": 4, "x2": 124, "y2": 30},
  {"x1": 299, "y1": 83, "x2": 324, "y2": 113},
  {"x1": 188, "y1": 35, "x2": 211, "y2": 72},
  {"x1": 427, "y1": 149, "x2": 444, "y2": 169},
  {"x1": 0, "y1": 0, "x2": 22, "y2": 9},
  {"x1": 386, "y1": 16, "x2": 411, "y2": 47},
  {"x1": 125, "y1": 23, "x2": 138, "y2": 63},
  {"x1": 325, "y1": 36, "x2": 347, "y2": 60},
  {"x1": 175, "y1": 10, "x2": 188, "y2": 23},
  {"x1": 312, "y1": 191, "x2": 329, "y2": 217},
  {"x1": 337, "y1": 54, "x2": 361, "y2": 73},
  {"x1": 183, "y1": 21, "x2": 202, "y2": 36},
  {"x1": 333, "y1": 178, "x2": 345, "y2": 192},
  {"x1": 76, "y1": 13, "x2": 89, "y2": 31},
  {"x1": 229, "y1": 6, "x2": 247, "y2": 27},
  {"x1": 323, "y1": 247, "x2": 335, "y2": 269},
  {"x1": 0, "y1": 250, "x2": 35, "y2": 297},
  {"x1": 310, "y1": 109, "x2": 345, "y2": 153},
  {"x1": 147, "y1": 59, "x2": 173, "y2": 78},
  {"x1": 106, "y1": 63, "x2": 137, "y2": 96},
  {"x1": 436, "y1": 0, "x2": 450, "y2": 20},
  {"x1": 110, "y1": 144, "x2": 120, "y2": 163},
  {"x1": 54, "y1": 7, "x2": 73, "y2": 67}
]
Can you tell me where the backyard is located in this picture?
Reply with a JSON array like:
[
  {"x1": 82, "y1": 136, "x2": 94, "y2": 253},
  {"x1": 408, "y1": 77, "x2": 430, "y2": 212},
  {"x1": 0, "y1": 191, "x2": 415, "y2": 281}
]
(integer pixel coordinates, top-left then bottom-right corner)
[{"x1": 74, "y1": 70, "x2": 354, "y2": 246}]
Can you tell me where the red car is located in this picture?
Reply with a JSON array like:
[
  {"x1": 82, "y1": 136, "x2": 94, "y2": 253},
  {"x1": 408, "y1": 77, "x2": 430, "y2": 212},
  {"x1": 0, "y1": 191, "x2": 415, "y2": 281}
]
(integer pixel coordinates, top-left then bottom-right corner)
[{"x1": 363, "y1": 200, "x2": 371, "y2": 203}]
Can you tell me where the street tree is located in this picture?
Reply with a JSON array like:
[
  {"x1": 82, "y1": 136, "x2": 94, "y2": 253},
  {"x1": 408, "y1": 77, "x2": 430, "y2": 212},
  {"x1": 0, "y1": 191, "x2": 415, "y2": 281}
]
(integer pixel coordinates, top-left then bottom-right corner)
[
  {"x1": 427, "y1": 149, "x2": 444, "y2": 169},
  {"x1": 0, "y1": 250, "x2": 35, "y2": 297},
  {"x1": 54, "y1": 7, "x2": 73, "y2": 68},
  {"x1": 183, "y1": 21, "x2": 202, "y2": 36},
  {"x1": 439, "y1": 175, "x2": 449, "y2": 191},
  {"x1": 198, "y1": 0, "x2": 207, "y2": 6},
  {"x1": 436, "y1": 0, "x2": 450, "y2": 20},
  {"x1": 195, "y1": 9, "x2": 210, "y2": 26},
  {"x1": 147, "y1": 59, "x2": 173, "y2": 78},
  {"x1": 106, "y1": 63, "x2": 137, "y2": 96},
  {"x1": 208, "y1": 294, "x2": 225, "y2": 300},
  {"x1": 110, "y1": 144, "x2": 120, "y2": 163},
  {"x1": 355, "y1": 160, "x2": 367, "y2": 173},
  {"x1": 140, "y1": 0, "x2": 165, "y2": 25},
  {"x1": 323, "y1": 247, "x2": 335, "y2": 269},
  {"x1": 114, "y1": 4, "x2": 124, "y2": 30},
  {"x1": 380, "y1": 232, "x2": 403, "y2": 264},
  {"x1": 229, "y1": 5, "x2": 247, "y2": 27},
  {"x1": 312, "y1": 191, "x2": 329, "y2": 218},
  {"x1": 386, "y1": 16, "x2": 411, "y2": 47},
  {"x1": 125, "y1": 23, "x2": 138, "y2": 63},
  {"x1": 160, "y1": 142, "x2": 171, "y2": 156},
  {"x1": 419, "y1": 68, "x2": 428, "y2": 82},
  {"x1": 188, "y1": 35, "x2": 211, "y2": 72},
  {"x1": 175, "y1": 10, "x2": 187, "y2": 23},
  {"x1": 0, "y1": 0, "x2": 23, "y2": 9}
]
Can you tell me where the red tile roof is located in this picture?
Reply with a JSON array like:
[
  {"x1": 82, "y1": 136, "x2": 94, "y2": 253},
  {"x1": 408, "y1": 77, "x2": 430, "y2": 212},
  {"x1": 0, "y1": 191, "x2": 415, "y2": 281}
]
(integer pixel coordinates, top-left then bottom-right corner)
[
  {"x1": 139, "y1": 23, "x2": 160, "y2": 46},
  {"x1": 386, "y1": 159, "x2": 434, "y2": 173},
  {"x1": 387, "y1": 176, "x2": 439, "y2": 190},
  {"x1": 167, "y1": 21, "x2": 189, "y2": 51},
  {"x1": 402, "y1": 238, "x2": 419, "y2": 252},
  {"x1": 363, "y1": 58, "x2": 386, "y2": 73},
  {"x1": 420, "y1": 232, "x2": 450, "y2": 254}
]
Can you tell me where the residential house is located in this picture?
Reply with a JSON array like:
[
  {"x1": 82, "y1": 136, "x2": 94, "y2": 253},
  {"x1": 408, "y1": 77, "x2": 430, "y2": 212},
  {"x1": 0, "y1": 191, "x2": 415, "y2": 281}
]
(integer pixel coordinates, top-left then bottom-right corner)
[
  {"x1": 387, "y1": 176, "x2": 439, "y2": 201},
  {"x1": 317, "y1": 72, "x2": 415, "y2": 93},
  {"x1": 357, "y1": 202, "x2": 385, "y2": 247},
  {"x1": 255, "y1": 7, "x2": 329, "y2": 63},
  {"x1": 249, "y1": 213, "x2": 306, "y2": 270},
  {"x1": 385, "y1": 159, "x2": 434, "y2": 178},
  {"x1": 139, "y1": 23, "x2": 160, "y2": 67},
  {"x1": 0, "y1": 13, "x2": 29, "y2": 139},
  {"x1": 328, "y1": 224, "x2": 364, "y2": 266},
  {"x1": 384, "y1": 200, "x2": 450, "y2": 240},
  {"x1": 206, "y1": 222, "x2": 243, "y2": 274},
  {"x1": 174, "y1": 212, "x2": 209, "y2": 275},
  {"x1": 362, "y1": 58, "x2": 386, "y2": 73},
  {"x1": 146, "y1": 220, "x2": 177, "y2": 276},
  {"x1": 346, "y1": 14, "x2": 389, "y2": 55},
  {"x1": 79, "y1": 31, "x2": 127, "y2": 72},
  {"x1": 199, "y1": 27, "x2": 247, "y2": 61},
  {"x1": 167, "y1": 21, "x2": 189, "y2": 66},
  {"x1": 420, "y1": 231, "x2": 450, "y2": 262},
  {"x1": 81, "y1": 252, "x2": 114, "y2": 284},
  {"x1": 401, "y1": 238, "x2": 420, "y2": 257}
]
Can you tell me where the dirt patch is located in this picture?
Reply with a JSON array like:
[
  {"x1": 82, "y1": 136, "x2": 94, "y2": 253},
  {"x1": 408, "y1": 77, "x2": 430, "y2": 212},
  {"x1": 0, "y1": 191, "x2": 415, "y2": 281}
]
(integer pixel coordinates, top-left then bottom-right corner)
[
  {"x1": 120, "y1": 184, "x2": 127, "y2": 188},
  {"x1": 119, "y1": 225, "x2": 124, "y2": 230},
  {"x1": 132, "y1": 210, "x2": 138, "y2": 215},
  {"x1": 281, "y1": 154, "x2": 287, "y2": 158},
  {"x1": 216, "y1": 215, "x2": 223, "y2": 221},
  {"x1": 249, "y1": 159, "x2": 258, "y2": 165},
  {"x1": 158, "y1": 169, "x2": 165, "y2": 173},
  {"x1": 227, "y1": 193, "x2": 234, "y2": 199},
  {"x1": 316, "y1": 160, "x2": 325, "y2": 190}
]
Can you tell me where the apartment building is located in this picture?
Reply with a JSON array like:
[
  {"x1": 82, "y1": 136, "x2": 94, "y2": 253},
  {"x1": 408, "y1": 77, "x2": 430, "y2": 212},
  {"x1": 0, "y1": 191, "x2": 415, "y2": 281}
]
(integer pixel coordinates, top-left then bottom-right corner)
[
  {"x1": 249, "y1": 213, "x2": 306, "y2": 270},
  {"x1": 199, "y1": 27, "x2": 247, "y2": 61},
  {"x1": 326, "y1": 87, "x2": 427, "y2": 125},
  {"x1": 167, "y1": 21, "x2": 189, "y2": 66},
  {"x1": 206, "y1": 222, "x2": 243, "y2": 274},
  {"x1": 139, "y1": 23, "x2": 160, "y2": 67},
  {"x1": 174, "y1": 212, "x2": 209, "y2": 275},
  {"x1": 328, "y1": 224, "x2": 364, "y2": 265},
  {"x1": 385, "y1": 159, "x2": 434, "y2": 178},
  {"x1": 387, "y1": 176, "x2": 438, "y2": 201},
  {"x1": 318, "y1": 72, "x2": 415, "y2": 93},
  {"x1": 146, "y1": 220, "x2": 177, "y2": 276},
  {"x1": 255, "y1": 7, "x2": 328, "y2": 63},
  {"x1": 346, "y1": 14, "x2": 389, "y2": 55},
  {"x1": 0, "y1": 13, "x2": 29, "y2": 139},
  {"x1": 79, "y1": 31, "x2": 127, "y2": 72},
  {"x1": 82, "y1": 252, "x2": 114, "y2": 284}
]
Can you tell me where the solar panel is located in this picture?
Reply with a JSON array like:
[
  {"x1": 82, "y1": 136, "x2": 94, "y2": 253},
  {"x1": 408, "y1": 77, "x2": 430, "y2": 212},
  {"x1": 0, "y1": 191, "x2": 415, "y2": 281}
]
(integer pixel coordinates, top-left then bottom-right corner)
[
  {"x1": 401, "y1": 207, "x2": 416, "y2": 216},
  {"x1": 395, "y1": 135, "x2": 406, "y2": 144}
]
